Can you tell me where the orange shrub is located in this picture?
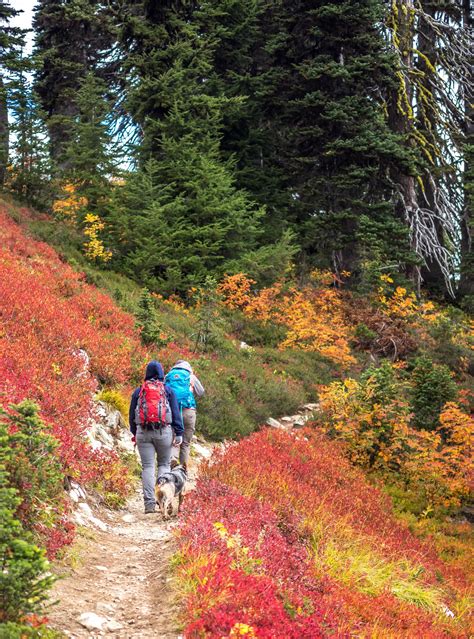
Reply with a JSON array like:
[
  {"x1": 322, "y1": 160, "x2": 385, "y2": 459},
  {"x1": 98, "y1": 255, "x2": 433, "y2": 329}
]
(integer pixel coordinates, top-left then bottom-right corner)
[
  {"x1": 317, "y1": 369, "x2": 473, "y2": 512},
  {"x1": 219, "y1": 272, "x2": 355, "y2": 367}
]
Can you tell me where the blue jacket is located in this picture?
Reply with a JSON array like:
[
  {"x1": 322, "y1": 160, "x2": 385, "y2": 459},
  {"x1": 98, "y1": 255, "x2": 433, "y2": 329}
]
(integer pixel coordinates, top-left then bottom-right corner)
[{"x1": 129, "y1": 361, "x2": 183, "y2": 436}]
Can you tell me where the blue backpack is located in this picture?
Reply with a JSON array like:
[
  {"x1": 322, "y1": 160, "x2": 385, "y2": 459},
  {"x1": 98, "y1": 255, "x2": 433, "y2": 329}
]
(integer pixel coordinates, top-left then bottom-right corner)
[{"x1": 165, "y1": 368, "x2": 196, "y2": 409}]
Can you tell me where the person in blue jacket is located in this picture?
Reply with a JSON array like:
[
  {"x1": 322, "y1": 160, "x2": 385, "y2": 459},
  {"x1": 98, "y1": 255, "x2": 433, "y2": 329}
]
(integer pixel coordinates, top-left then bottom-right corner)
[{"x1": 129, "y1": 360, "x2": 183, "y2": 514}]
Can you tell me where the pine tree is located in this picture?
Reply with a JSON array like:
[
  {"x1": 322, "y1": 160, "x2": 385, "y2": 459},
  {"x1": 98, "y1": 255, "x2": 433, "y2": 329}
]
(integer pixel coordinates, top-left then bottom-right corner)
[
  {"x1": 387, "y1": 0, "x2": 471, "y2": 296},
  {"x1": 194, "y1": 0, "x2": 291, "y2": 242},
  {"x1": 259, "y1": 0, "x2": 415, "y2": 277},
  {"x1": 8, "y1": 56, "x2": 51, "y2": 207},
  {"x1": 0, "y1": 0, "x2": 23, "y2": 186},
  {"x1": 33, "y1": 0, "x2": 115, "y2": 172},
  {"x1": 112, "y1": 1, "x2": 264, "y2": 294},
  {"x1": 62, "y1": 72, "x2": 116, "y2": 214},
  {"x1": 459, "y1": 0, "x2": 473, "y2": 305}
]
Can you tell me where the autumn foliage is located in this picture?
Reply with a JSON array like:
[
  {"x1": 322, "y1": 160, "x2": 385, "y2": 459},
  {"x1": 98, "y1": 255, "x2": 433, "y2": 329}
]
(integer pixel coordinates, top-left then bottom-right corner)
[
  {"x1": 0, "y1": 205, "x2": 150, "y2": 549},
  {"x1": 218, "y1": 272, "x2": 355, "y2": 366},
  {"x1": 178, "y1": 429, "x2": 472, "y2": 638},
  {"x1": 316, "y1": 362, "x2": 473, "y2": 513}
]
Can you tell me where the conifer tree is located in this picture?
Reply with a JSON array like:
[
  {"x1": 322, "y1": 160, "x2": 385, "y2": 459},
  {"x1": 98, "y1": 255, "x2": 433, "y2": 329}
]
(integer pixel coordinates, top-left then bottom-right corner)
[
  {"x1": 33, "y1": 0, "x2": 115, "y2": 171},
  {"x1": 8, "y1": 56, "x2": 51, "y2": 207},
  {"x1": 194, "y1": 0, "x2": 291, "y2": 241},
  {"x1": 0, "y1": 0, "x2": 23, "y2": 186},
  {"x1": 112, "y1": 1, "x2": 264, "y2": 294},
  {"x1": 387, "y1": 0, "x2": 471, "y2": 296},
  {"x1": 260, "y1": 0, "x2": 415, "y2": 277},
  {"x1": 62, "y1": 72, "x2": 116, "y2": 213}
]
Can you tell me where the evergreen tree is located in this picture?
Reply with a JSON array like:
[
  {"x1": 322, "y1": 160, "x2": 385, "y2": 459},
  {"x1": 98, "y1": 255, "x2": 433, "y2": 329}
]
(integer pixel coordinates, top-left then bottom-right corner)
[
  {"x1": 459, "y1": 0, "x2": 473, "y2": 305},
  {"x1": 135, "y1": 288, "x2": 164, "y2": 346},
  {"x1": 0, "y1": 404, "x2": 55, "y2": 624},
  {"x1": 8, "y1": 56, "x2": 51, "y2": 207},
  {"x1": 194, "y1": 0, "x2": 291, "y2": 242},
  {"x1": 33, "y1": 0, "x2": 115, "y2": 171},
  {"x1": 62, "y1": 72, "x2": 116, "y2": 214},
  {"x1": 387, "y1": 0, "x2": 471, "y2": 296},
  {"x1": 111, "y1": 1, "x2": 264, "y2": 294},
  {"x1": 0, "y1": 0, "x2": 23, "y2": 186},
  {"x1": 260, "y1": 0, "x2": 415, "y2": 277}
]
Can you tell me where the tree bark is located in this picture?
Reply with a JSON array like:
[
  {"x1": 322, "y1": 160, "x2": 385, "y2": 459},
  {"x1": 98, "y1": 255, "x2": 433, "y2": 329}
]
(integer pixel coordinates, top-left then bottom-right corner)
[
  {"x1": 388, "y1": 0, "x2": 421, "y2": 290},
  {"x1": 0, "y1": 75, "x2": 9, "y2": 186},
  {"x1": 458, "y1": 0, "x2": 473, "y2": 299},
  {"x1": 417, "y1": 4, "x2": 448, "y2": 297}
]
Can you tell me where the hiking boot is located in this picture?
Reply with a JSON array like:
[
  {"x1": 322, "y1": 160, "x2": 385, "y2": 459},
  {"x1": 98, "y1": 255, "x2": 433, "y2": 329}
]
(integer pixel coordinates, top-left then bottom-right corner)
[{"x1": 144, "y1": 504, "x2": 156, "y2": 514}]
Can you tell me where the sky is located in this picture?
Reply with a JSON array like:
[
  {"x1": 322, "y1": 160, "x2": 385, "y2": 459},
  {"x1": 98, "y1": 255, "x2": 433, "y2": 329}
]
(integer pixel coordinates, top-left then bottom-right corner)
[{"x1": 12, "y1": 0, "x2": 36, "y2": 53}]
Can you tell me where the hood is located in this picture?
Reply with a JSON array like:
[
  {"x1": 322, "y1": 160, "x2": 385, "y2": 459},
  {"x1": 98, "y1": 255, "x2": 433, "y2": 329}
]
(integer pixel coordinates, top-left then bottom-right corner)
[
  {"x1": 173, "y1": 360, "x2": 192, "y2": 374},
  {"x1": 145, "y1": 360, "x2": 164, "y2": 380}
]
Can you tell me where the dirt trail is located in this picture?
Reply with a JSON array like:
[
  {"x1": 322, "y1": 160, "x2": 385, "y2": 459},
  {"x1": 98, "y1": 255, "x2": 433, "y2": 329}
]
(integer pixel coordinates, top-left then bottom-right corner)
[{"x1": 48, "y1": 446, "x2": 209, "y2": 639}]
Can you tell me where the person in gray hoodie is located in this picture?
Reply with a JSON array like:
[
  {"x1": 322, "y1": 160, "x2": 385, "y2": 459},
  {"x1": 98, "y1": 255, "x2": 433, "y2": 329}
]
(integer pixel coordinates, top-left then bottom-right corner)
[{"x1": 165, "y1": 360, "x2": 205, "y2": 467}]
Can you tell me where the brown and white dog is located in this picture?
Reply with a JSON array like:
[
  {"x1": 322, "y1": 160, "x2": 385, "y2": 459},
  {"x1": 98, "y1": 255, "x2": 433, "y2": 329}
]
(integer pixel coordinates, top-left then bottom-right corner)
[{"x1": 155, "y1": 464, "x2": 187, "y2": 519}]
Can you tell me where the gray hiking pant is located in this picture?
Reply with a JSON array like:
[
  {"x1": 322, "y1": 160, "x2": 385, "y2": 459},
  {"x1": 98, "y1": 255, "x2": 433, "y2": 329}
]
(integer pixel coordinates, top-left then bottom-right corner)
[
  {"x1": 136, "y1": 425, "x2": 173, "y2": 508},
  {"x1": 180, "y1": 408, "x2": 196, "y2": 466}
]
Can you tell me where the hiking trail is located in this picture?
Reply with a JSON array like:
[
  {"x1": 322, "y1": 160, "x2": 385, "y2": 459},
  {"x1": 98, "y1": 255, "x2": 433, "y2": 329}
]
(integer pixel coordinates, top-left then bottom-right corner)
[
  {"x1": 47, "y1": 403, "x2": 318, "y2": 638},
  {"x1": 48, "y1": 441, "x2": 212, "y2": 639}
]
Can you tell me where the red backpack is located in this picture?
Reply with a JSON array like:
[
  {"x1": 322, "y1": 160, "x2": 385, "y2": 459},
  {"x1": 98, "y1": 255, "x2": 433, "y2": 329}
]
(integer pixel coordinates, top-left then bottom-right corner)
[{"x1": 135, "y1": 380, "x2": 172, "y2": 426}]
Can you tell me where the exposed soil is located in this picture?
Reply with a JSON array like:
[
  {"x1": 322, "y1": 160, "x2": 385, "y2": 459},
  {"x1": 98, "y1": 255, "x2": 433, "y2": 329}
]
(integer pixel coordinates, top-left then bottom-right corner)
[{"x1": 47, "y1": 447, "x2": 208, "y2": 639}]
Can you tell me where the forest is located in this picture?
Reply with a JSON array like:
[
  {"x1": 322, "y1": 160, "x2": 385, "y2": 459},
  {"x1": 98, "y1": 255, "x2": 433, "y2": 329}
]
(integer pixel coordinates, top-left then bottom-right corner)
[
  {"x1": 0, "y1": 1, "x2": 473, "y2": 638},
  {"x1": 0, "y1": 0, "x2": 472, "y2": 302}
]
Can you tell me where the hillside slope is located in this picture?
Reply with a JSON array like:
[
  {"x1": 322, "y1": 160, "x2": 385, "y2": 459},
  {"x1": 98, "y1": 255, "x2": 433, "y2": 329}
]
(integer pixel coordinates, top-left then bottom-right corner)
[{"x1": 1, "y1": 197, "x2": 472, "y2": 638}]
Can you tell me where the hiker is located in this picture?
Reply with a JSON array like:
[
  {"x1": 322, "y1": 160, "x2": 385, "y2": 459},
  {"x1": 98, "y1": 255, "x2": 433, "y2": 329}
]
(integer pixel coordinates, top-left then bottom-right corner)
[
  {"x1": 129, "y1": 360, "x2": 183, "y2": 514},
  {"x1": 165, "y1": 360, "x2": 205, "y2": 468}
]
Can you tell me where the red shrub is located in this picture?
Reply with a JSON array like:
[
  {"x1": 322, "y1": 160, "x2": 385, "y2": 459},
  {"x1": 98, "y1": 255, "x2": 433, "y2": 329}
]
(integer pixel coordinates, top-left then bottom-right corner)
[
  {"x1": 178, "y1": 430, "x2": 471, "y2": 637},
  {"x1": 0, "y1": 206, "x2": 149, "y2": 550}
]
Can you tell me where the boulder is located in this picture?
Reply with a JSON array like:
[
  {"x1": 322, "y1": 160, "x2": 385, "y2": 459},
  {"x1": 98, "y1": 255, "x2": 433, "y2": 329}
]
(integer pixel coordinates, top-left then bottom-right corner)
[
  {"x1": 77, "y1": 612, "x2": 107, "y2": 631},
  {"x1": 266, "y1": 417, "x2": 283, "y2": 429}
]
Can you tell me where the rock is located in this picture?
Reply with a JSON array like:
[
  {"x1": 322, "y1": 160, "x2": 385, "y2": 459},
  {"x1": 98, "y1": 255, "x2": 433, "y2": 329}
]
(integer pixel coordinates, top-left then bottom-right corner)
[
  {"x1": 95, "y1": 602, "x2": 114, "y2": 613},
  {"x1": 266, "y1": 417, "x2": 283, "y2": 429},
  {"x1": 121, "y1": 513, "x2": 135, "y2": 523},
  {"x1": 77, "y1": 612, "x2": 107, "y2": 631},
  {"x1": 69, "y1": 488, "x2": 80, "y2": 503},
  {"x1": 105, "y1": 620, "x2": 123, "y2": 632},
  {"x1": 192, "y1": 442, "x2": 212, "y2": 459},
  {"x1": 302, "y1": 402, "x2": 320, "y2": 412},
  {"x1": 280, "y1": 416, "x2": 294, "y2": 423},
  {"x1": 70, "y1": 480, "x2": 87, "y2": 500},
  {"x1": 239, "y1": 341, "x2": 251, "y2": 350},
  {"x1": 94, "y1": 565, "x2": 109, "y2": 572},
  {"x1": 77, "y1": 502, "x2": 108, "y2": 532},
  {"x1": 292, "y1": 420, "x2": 306, "y2": 429}
]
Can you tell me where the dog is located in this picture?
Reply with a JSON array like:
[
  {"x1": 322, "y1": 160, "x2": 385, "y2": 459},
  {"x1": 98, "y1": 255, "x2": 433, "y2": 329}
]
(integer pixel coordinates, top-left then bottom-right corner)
[{"x1": 155, "y1": 464, "x2": 187, "y2": 519}]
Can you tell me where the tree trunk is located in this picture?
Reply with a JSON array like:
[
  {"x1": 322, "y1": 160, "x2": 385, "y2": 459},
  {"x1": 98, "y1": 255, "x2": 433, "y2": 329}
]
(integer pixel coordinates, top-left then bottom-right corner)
[
  {"x1": 458, "y1": 0, "x2": 473, "y2": 300},
  {"x1": 417, "y1": 4, "x2": 448, "y2": 297},
  {"x1": 388, "y1": 0, "x2": 420, "y2": 290},
  {"x1": 0, "y1": 75, "x2": 9, "y2": 187}
]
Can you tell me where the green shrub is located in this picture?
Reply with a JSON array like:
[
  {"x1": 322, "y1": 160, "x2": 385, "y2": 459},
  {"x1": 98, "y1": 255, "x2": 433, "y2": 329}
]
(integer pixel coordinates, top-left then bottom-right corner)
[
  {"x1": 0, "y1": 624, "x2": 62, "y2": 638},
  {"x1": 0, "y1": 402, "x2": 66, "y2": 544},
  {"x1": 227, "y1": 312, "x2": 287, "y2": 348},
  {"x1": 197, "y1": 362, "x2": 254, "y2": 440},
  {"x1": 428, "y1": 310, "x2": 472, "y2": 373},
  {"x1": 136, "y1": 288, "x2": 168, "y2": 346},
  {"x1": 0, "y1": 420, "x2": 55, "y2": 626},
  {"x1": 360, "y1": 360, "x2": 400, "y2": 405},
  {"x1": 259, "y1": 348, "x2": 333, "y2": 395},
  {"x1": 353, "y1": 323, "x2": 377, "y2": 348},
  {"x1": 409, "y1": 356, "x2": 457, "y2": 431}
]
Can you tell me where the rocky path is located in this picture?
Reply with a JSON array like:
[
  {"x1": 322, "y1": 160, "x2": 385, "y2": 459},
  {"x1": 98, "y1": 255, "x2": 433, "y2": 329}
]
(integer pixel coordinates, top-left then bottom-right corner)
[
  {"x1": 46, "y1": 400, "x2": 318, "y2": 639},
  {"x1": 48, "y1": 442, "x2": 212, "y2": 639}
]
